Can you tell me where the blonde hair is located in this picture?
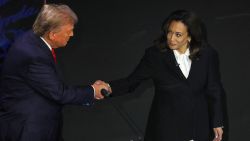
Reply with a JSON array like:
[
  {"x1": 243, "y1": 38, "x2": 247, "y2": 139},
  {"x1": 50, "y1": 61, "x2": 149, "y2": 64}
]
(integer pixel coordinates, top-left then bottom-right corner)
[{"x1": 33, "y1": 4, "x2": 78, "y2": 36}]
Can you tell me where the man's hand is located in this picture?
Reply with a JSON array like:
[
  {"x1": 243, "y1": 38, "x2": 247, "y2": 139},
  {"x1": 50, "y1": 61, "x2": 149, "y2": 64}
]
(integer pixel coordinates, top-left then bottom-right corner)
[
  {"x1": 213, "y1": 127, "x2": 223, "y2": 141},
  {"x1": 91, "y1": 80, "x2": 112, "y2": 100}
]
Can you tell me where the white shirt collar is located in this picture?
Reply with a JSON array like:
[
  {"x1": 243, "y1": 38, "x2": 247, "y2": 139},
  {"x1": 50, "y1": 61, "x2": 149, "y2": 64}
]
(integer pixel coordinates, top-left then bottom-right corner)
[
  {"x1": 40, "y1": 37, "x2": 52, "y2": 51},
  {"x1": 173, "y1": 48, "x2": 190, "y2": 58}
]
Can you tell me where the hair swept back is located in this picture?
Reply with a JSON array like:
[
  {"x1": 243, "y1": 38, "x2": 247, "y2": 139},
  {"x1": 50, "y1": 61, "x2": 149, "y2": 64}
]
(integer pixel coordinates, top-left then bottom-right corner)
[{"x1": 33, "y1": 4, "x2": 78, "y2": 36}]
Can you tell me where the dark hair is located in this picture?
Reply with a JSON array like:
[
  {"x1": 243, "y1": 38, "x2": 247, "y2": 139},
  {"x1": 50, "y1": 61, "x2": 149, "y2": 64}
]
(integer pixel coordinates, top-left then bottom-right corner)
[{"x1": 155, "y1": 10, "x2": 208, "y2": 60}]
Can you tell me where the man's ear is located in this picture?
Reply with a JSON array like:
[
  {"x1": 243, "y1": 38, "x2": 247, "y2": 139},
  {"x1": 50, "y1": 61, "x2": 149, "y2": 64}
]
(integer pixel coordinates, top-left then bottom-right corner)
[{"x1": 48, "y1": 31, "x2": 55, "y2": 40}]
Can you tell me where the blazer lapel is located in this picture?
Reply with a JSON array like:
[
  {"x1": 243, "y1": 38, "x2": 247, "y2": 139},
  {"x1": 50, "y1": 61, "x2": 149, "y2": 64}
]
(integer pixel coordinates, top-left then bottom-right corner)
[
  {"x1": 160, "y1": 49, "x2": 187, "y2": 80},
  {"x1": 187, "y1": 57, "x2": 200, "y2": 82}
]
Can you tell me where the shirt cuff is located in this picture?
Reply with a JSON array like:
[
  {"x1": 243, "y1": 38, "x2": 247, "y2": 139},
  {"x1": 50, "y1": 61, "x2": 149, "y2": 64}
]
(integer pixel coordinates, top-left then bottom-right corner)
[{"x1": 91, "y1": 85, "x2": 96, "y2": 97}]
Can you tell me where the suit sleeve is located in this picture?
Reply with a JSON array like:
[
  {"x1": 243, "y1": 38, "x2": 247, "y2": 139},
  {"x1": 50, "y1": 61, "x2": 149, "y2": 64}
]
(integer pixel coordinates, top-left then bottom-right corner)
[
  {"x1": 110, "y1": 48, "x2": 154, "y2": 96},
  {"x1": 206, "y1": 49, "x2": 225, "y2": 128},
  {"x1": 23, "y1": 58, "x2": 94, "y2": 106}
]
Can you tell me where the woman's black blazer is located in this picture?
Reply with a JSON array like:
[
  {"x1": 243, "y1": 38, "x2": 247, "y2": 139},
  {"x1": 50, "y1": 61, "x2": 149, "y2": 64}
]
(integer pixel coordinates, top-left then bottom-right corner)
[{"x1": 110, "y1": 46, "x2": 225, "y2": 141}]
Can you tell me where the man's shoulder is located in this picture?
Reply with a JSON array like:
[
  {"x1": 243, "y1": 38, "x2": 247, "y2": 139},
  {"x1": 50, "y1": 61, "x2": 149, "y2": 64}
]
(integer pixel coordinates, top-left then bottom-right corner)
[
  {"x1": 14, "y1": 30, "x2": 36, "y2": 43},
  {"x1": 12, "y1": 30, "x2": 41, "y2": 51},
  {"x1": 9, "y1": 30, "x2": 41, "y2": 58}
]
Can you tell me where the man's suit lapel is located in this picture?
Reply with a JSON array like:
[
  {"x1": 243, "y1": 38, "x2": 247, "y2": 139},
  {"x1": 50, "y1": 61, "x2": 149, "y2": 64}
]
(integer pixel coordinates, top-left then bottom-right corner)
[
  {"x1": 35, "y1": 36, "x2": 64, "y2": 79},
  {"x1": 29, "y1": 31, "x2": 62, "y2": 77},
  {"x1": 33, "y1": 33, "x2": 57, "y2": 66}
]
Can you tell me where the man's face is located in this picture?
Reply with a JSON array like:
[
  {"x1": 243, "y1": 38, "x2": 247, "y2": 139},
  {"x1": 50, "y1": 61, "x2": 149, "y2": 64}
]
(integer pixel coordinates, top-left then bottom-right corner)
[
  {"x1": 166, "y1": 20, "x2": 191, "y2": 53},
  {"x1": 50, "y1": 23, "x2": 74, "y2": 48}
]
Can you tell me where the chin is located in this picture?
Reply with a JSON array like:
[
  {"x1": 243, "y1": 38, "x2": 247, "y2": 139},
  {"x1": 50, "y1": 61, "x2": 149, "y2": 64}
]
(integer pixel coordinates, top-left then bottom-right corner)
[
  {"x1": 61, "y1": 43, "x2": 67, "y2": 47},
  {"x1": 168, "y1": 46, "x2": 177, "y2": 50}
]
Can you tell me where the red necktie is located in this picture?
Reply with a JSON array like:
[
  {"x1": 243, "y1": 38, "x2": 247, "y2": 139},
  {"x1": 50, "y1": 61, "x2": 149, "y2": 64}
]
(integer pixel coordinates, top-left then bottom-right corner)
[{"x1": 51, "y1": 48, "x2": 57, "y2": 63}]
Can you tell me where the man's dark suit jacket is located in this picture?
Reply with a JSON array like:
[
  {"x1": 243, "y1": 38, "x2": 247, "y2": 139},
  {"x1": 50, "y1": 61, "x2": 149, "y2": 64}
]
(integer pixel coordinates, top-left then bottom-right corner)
[
  {"x1": 0, "y1": 30, "x2": 94, "y2": 141},
  {"x1": 110, "y1": 46, "x2": 225, "y2": 141}
]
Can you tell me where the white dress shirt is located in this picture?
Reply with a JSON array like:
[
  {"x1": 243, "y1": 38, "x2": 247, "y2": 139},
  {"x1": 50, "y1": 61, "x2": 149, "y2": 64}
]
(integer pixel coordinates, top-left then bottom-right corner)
[
  {"x1": 40, "y1": 37, "x2": 52, "y2": 50},
  {"x1": 173, "y1": 48, "x2": 192, "y2": 78}
]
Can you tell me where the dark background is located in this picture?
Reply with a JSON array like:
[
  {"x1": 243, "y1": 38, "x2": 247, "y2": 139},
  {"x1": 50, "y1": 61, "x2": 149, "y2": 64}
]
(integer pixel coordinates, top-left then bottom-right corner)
[{"x1": 1, "y1": 0, "x2": 250, "y2": 141}]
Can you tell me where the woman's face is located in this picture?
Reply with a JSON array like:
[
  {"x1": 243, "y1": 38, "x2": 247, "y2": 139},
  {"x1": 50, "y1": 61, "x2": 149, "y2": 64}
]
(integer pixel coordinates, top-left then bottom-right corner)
[{"x1": 166, "y1": 20, "x2": 191, "y2": 54}]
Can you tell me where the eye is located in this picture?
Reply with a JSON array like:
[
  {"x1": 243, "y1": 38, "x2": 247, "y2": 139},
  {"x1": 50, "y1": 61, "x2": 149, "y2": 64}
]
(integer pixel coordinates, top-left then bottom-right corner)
[{"x1": 175, "y1": 33, "x2": 182, "y2": 37}]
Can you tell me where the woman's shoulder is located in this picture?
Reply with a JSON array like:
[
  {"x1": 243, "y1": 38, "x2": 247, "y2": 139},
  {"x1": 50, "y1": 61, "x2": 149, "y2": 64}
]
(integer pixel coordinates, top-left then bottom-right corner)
[
  {"x1": 145, "y1": 45, "x2": 168, "y2": 54},
  {"x1": 200, "y1": 44, "x2": 218, "y2": 54},
  {"x1": 199, "y1": 45, "x2": 220, "y2": 60}
]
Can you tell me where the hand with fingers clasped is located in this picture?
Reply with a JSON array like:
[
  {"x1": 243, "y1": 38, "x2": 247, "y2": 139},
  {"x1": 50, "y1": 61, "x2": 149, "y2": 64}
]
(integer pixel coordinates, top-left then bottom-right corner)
[{"x1": 91, "y1": 80, "x2": 112, "y2": 100}]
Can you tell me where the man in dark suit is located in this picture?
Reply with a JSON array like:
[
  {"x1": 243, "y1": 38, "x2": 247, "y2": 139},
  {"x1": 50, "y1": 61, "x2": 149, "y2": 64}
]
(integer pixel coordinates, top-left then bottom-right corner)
[
  {"x1": 101, "y1": 10, "x2": 225, "y2": 141},
  {"x1": 0, "y1": 4, "x2": 111, "y2": 141}
]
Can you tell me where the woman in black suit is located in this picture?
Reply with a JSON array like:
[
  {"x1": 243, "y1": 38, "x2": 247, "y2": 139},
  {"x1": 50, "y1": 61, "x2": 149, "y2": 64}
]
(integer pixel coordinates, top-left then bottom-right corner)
[{"x1": 105, "y1": 10, "x2": 225, "y2": 141}]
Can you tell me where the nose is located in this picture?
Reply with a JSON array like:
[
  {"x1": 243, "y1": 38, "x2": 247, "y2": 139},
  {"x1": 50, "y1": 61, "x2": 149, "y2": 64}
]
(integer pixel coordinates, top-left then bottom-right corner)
[{"x1": 168, "y1": 33, "x2": 175, "y2": 41}]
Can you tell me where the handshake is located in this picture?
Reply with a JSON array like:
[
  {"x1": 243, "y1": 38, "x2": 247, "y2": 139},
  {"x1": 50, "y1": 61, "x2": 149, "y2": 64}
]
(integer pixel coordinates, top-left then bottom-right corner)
[{"x1": 91, "y1": 80, "x2": 112, "y2": 100}]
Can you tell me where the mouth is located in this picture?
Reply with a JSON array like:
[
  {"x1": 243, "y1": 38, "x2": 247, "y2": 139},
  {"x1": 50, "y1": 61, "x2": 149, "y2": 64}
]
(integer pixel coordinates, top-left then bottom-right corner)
[{"x1": 168, "y1": 42, "x2": 176, "y2": 46}]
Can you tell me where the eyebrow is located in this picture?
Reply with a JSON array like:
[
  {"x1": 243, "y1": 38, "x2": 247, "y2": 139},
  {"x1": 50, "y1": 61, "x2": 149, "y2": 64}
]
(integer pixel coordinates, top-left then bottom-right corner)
[
  {"x1": 175, "y1": 32, "x2": 183, "y2": 34},
  {"x1": 168, "y1": 31, "x2": 184, "y2": 35}
]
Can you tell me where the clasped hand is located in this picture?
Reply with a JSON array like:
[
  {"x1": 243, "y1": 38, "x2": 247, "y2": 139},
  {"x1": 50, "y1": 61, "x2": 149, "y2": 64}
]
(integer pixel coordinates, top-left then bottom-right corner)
[{"x1": 91, "y1": 80, "x2": 112, "y2": 100}]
